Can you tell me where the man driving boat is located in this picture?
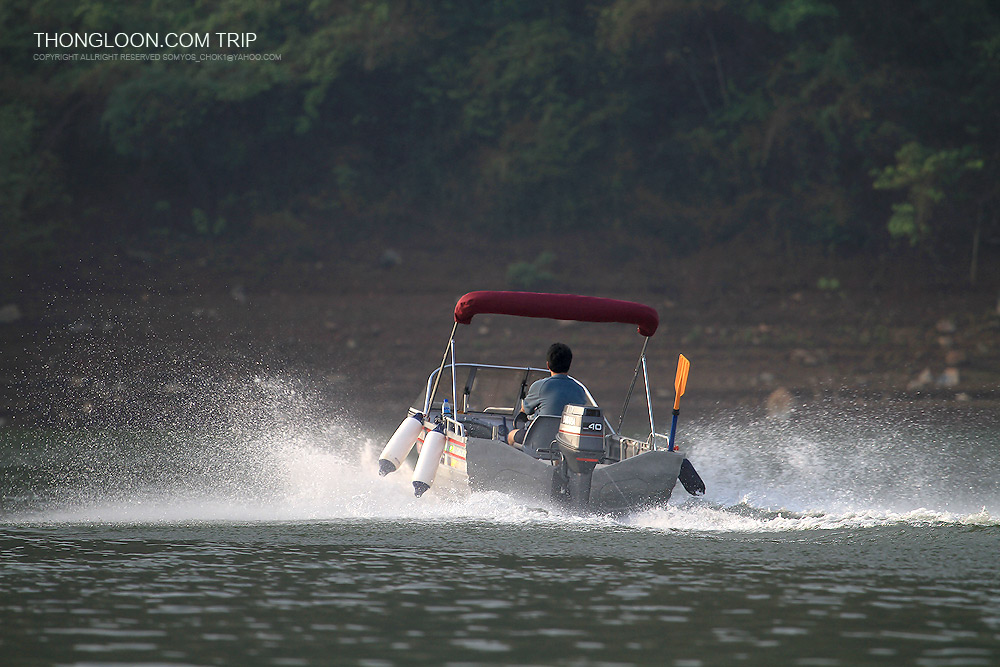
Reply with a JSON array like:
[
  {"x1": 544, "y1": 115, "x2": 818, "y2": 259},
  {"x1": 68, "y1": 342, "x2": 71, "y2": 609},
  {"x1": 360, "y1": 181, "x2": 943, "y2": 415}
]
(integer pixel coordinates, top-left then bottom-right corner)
[{"x1": 506, "y1": 342, "x2": 589, "y2": 447}]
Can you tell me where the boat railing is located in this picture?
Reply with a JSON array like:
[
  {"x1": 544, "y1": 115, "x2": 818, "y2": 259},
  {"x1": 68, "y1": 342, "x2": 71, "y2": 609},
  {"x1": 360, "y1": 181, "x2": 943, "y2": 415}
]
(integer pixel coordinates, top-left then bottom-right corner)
[
  {"x1": 615, "y1": 435, "x2": 655, "y2": 460},
  {"x1": 651, "y1": 433, "x2": 671, "y2": 451},
  {"x1": 444, "y1": 416, "x2": 466, "y2": 438},
  {"x1": 613, "y1": 431, "x2": 678, "y2": 461},
  {"x1": 420, "y1": 362, "x2": 604, "y2": 426}
]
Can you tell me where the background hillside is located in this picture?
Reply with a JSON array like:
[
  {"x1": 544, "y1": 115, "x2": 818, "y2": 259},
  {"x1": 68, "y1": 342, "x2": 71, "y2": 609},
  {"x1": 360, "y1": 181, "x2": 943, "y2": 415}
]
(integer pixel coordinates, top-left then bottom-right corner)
[{"x1": 2, "y1": 0, "x2": 999, "y2": 430}]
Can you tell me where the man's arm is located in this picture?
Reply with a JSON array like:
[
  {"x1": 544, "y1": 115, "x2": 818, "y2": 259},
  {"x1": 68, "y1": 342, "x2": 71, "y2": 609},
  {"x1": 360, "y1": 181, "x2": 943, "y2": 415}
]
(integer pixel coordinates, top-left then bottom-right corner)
[{"x1": 522, "y1": 379, "x2": 543, "y2": 416}]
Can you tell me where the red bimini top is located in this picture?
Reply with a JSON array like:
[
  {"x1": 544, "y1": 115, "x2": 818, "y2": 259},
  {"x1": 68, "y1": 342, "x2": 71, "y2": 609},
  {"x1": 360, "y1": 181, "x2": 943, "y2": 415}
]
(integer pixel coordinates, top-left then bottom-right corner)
[{"x1": 454, "y1": 291, "x2": 659, "y2": 337}]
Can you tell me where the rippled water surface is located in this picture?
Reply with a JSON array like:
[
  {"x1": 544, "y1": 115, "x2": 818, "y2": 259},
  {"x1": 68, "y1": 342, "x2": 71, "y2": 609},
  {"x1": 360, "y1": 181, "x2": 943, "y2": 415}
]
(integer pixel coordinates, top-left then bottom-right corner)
[{"x1": 2, "y1": 401, "x2": 999, "y2": 666}]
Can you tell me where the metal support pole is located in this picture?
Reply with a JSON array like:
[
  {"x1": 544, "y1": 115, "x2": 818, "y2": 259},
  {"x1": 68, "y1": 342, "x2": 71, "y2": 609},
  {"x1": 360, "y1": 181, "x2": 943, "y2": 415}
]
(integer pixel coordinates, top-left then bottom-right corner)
[
  {"x1": 641, "y1": 354, "x2": 655, "y2": 447},
  {"x1": 617, "y1": 337, "x2": 649, "y2": 433},
  {"x1": 450, "y1": 338, "x2": 458, "y2": 417},
  {"x1": 425, "y1": 321, "x2": 459, "y2": 415}
]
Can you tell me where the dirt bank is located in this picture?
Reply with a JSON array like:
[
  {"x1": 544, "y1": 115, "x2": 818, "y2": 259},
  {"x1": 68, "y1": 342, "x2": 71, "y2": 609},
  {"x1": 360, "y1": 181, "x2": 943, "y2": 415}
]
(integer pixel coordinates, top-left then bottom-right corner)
[{"x1": 2, "y1": 235, "x2": 998, "y2": 431}]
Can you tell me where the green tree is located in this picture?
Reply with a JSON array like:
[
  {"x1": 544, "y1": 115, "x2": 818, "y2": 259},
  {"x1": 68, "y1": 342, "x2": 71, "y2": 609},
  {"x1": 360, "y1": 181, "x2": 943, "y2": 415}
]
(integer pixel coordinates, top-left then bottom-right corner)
[
  {"x1": 2, "y1": 0, "x2": 999, "y2": 276},
  {"x1": 872, "y1": 142, "x2": 983, "y2": 248}
]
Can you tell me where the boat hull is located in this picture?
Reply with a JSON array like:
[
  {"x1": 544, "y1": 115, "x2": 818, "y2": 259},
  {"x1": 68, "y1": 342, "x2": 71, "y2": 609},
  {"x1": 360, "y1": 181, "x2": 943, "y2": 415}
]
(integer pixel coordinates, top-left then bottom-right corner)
[
  {"x1": 450, "y1": 436, "x2": 682, "y2": 513},
  {"x1": 589, "y1": 449, "x2": 682, "y2": 513},
  {"x1": 466, "y1": 437, "x2": 557, "y2": 500}
]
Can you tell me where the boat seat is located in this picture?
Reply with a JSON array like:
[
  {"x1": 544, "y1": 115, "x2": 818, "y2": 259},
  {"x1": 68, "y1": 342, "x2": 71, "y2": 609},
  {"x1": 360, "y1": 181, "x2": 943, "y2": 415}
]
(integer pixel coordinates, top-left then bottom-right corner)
[{"x1": 519, "y1": 415, "x2": 561, "y2": 460}]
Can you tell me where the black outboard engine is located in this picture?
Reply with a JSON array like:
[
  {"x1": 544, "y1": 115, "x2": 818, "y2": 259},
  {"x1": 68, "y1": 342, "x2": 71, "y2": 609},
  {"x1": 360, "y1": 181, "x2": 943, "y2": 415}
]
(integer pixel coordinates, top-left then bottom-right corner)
[{"x1": 555, "y1": 404, "x2": 605, "y2": 509}]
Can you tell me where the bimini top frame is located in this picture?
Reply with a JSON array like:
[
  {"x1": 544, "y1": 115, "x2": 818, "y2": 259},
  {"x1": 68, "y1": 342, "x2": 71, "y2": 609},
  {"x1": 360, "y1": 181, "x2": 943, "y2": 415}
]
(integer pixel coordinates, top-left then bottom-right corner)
[{"x1": 427, "y1": 291, "x2": 664, "y2": 443}]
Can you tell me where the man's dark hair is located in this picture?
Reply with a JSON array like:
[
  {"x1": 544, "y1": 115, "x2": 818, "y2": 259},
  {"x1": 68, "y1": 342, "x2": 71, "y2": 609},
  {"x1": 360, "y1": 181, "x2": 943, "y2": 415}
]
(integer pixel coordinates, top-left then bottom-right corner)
[{"x1": 547, "y1": 342, "x2": 573, "y2": 373}]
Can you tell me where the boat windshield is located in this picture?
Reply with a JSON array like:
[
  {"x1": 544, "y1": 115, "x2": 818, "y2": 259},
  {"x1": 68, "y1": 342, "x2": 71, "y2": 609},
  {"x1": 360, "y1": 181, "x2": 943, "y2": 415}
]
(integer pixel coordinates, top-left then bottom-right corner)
[{"x1": 411, "y1": 364, "x2": 596, "y2": 416}]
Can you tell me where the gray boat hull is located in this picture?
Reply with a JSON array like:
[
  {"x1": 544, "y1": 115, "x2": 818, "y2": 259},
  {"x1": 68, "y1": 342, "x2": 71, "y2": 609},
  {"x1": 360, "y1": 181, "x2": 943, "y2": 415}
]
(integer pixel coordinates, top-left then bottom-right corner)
[
  {"x1": 466, "y1": 437, "x2": 557, "y2": 499},
  {"x1": 590, "y1": 449, "x2": 683, "y2": 513},
  {"x1": 463, "y1": 437, "x2": 682, "y2": 513}
]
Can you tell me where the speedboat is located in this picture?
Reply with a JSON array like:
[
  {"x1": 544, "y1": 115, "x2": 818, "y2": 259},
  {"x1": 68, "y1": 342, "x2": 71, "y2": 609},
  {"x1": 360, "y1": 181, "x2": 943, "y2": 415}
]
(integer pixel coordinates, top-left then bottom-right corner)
[{"x1": 377, "y1": 291, "x2": 705, "y2": 513}]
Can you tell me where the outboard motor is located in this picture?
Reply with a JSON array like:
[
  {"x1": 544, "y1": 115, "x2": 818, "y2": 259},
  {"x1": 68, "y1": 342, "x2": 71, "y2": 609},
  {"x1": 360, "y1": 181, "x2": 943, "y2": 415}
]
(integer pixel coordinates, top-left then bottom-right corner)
[{"x1": 555, "y1": 404, "x2": 605, "y2": 509}]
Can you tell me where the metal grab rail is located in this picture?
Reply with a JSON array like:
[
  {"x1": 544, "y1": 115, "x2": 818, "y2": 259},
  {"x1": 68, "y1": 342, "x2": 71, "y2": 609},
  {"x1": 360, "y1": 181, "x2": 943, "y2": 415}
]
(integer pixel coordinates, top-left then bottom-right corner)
[
  {"x1": 420, "y1": 363, "x2": 605, "y2": 426},
  {"x1": 444, "y1": 416, "x2": 466, "y2": 438}
]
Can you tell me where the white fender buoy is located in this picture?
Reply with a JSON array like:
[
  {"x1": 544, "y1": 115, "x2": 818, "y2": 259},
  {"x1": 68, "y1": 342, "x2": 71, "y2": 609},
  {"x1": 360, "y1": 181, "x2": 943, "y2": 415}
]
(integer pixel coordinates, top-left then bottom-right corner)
[
  {"x1": 377, "y1": 413, "x2": 424, "y2": 476},
  {"x1": 412, "y1": 424, "x2": 445, "y2": 497}
]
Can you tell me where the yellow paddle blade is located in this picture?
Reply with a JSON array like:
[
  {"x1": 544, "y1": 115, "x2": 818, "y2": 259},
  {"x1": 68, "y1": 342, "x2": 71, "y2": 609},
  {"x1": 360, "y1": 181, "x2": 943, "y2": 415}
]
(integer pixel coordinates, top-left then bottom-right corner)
[{"x1": 673, "y1": 354, "x2": 690, "y2": 410}]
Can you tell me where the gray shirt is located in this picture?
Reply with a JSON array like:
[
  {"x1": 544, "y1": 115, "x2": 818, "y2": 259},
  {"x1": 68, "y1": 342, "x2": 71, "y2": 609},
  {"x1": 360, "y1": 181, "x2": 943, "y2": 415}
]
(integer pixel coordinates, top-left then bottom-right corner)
[{"x1": 522, "y1": 374, "x2": 589, "y2": 417}]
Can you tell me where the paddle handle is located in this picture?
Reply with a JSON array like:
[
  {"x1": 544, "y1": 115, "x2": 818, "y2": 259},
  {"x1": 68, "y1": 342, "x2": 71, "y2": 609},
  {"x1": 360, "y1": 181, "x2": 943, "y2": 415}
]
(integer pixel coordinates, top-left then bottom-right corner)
[{"x1": 668, "y1": 409, "x2": 679, "y2": 451}]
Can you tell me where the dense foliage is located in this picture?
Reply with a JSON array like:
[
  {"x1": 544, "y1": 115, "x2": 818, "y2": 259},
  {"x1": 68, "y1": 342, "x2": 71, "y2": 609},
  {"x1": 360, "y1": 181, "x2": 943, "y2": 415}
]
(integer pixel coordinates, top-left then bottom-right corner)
[{"x1": 2, "y1": 0, "x2": 998, "y2": 273}]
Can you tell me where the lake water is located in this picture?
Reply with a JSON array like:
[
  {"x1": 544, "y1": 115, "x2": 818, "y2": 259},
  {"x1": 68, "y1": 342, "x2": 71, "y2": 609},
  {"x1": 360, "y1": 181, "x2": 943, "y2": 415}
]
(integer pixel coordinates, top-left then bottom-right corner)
[{"x1": 2, "y1": 395, "x2": 999, "y2": 666}]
